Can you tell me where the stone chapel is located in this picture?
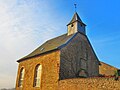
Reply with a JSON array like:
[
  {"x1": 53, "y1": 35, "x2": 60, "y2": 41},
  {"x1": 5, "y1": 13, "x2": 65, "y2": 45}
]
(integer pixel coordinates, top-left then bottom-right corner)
[{"x1": 16, "y1": 12, "x2": 117, "y2": 90}]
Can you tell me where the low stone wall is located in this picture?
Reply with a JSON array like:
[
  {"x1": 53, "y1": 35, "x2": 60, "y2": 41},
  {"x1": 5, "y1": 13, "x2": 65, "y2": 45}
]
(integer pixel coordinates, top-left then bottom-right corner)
[{"x1": 58, "y1": 77, "x2": 120, "y2": 90}]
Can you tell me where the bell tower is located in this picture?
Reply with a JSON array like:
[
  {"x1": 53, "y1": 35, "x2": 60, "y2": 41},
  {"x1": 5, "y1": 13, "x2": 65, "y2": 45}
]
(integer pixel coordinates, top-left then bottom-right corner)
[{"x1": 67, "y1": 12, "x2": 86, "y2": 35}]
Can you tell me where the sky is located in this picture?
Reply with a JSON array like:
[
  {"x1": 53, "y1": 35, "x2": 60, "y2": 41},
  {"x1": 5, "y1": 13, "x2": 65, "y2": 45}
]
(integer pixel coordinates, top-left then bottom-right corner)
[{"x1": 0, "y1": 0, "x2": 120, "y2": 89}]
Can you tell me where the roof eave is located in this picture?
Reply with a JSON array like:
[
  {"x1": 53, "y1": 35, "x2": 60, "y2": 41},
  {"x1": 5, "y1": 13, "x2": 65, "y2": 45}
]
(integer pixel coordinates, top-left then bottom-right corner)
[{"x1": 67, "y1": 20, "x2": 86, "y2": 26}]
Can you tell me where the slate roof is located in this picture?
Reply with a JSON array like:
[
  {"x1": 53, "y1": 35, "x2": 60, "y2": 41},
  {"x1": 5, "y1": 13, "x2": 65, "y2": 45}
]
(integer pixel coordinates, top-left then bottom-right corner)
[
  {"x1": 18, "y1": 33, "x2": 74, "y2": 62},
  {"x1": 67, "y1": 12, "x2": 86, "y2": 26}
]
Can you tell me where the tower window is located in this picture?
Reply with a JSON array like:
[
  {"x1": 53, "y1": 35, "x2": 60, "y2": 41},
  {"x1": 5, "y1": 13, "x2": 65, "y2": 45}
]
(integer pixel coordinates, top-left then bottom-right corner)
[
  {"x1": 71, "y1": 24, "x2": 74, "y2": 27},
  {"x1": 18, "y1": 67, "x2": 25, "y2": 87},
  {"x1": 33, "y1": 64, "x2": 42, "y2": 87},
  {"x1": 81, "y1": 24, "x2": 83, "y2": 27}
]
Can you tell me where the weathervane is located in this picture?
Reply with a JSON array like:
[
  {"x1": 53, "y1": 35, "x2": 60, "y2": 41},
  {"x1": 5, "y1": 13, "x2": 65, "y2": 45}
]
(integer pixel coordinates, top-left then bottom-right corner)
[{"x1": 74, "y1": 3, "x2": 77, "y2": 12}]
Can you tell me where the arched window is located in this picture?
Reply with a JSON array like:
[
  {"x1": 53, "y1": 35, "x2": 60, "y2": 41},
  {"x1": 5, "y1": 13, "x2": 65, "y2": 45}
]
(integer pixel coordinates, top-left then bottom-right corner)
[
  {"x1": 18, "y1": 67, "x2": 25, "y2": 87},
  {"x1": 34, "y1": 64, "x2": 42, "y2": 87}
]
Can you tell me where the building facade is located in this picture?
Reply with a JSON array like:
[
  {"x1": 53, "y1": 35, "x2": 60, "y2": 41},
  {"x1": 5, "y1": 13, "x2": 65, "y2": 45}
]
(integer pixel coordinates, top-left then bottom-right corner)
[{"x1": 16, "y1": 12, "x2": 101, "y2": 90}]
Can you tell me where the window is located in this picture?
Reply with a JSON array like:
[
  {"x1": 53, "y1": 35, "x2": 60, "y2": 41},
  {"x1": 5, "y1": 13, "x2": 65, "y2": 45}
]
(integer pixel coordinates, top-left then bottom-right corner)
[
  {"x1": 33, "y1": 64, "x2": 42, "y2": 87},
  {"x1": 80, "y1": 24, "x2": 83, "y2": 27},
  {"x1": 71, "y1": 24, "x2": 74, "y2": 27},
  {"x1": 18, "y1": 67, "x2": 25, "y2": 87}
]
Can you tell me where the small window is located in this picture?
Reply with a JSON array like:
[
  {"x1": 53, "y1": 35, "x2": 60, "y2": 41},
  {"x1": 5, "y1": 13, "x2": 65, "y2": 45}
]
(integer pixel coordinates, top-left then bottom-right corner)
[
  {"x1": 18, "y1": 67, "x2": 25, "y2": 87},
  {"x1": 71, "y1": 24, "x2": 74, "y2": 27},
  {"x1": 33, "y1": 64, "x2": 42, "y2": 87},
  {"x1": 81, "y1": 24, "x2": 83, "y2": 27}
]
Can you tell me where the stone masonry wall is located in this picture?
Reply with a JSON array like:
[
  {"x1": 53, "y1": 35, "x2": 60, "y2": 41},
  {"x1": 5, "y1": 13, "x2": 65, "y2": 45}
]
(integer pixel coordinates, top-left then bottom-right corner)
[
  {"x1": 99, "y1": 62, "x2": 118, "y2": 76},
  {"x1": 60, "y1": 33, "x2": 99, "y2": 80},
  {"x1": 58, "y1": 77, "x2": 120, "y2": 90},
  {"x1": 16, "y1": 50, "x2": 60, "y2": 90}
]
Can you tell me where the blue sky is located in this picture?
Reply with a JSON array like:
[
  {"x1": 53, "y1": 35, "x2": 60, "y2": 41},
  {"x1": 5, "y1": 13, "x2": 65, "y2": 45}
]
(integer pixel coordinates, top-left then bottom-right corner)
[{"x1": 0, "y1": 0, "x2": 120, "y2": 89}]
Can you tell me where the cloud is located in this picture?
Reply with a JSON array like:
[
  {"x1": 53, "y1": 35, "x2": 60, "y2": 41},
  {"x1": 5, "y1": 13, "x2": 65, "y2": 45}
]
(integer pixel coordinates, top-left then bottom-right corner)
[{"x1": 0, "y1": 0, "x2": 59, "y2": 88}]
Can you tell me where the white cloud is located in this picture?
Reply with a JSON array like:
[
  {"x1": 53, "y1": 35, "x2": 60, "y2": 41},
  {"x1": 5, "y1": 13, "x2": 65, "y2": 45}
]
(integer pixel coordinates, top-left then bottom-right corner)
[{"x1": 0, "y1": 0, "x2": 59, "y2": 88}]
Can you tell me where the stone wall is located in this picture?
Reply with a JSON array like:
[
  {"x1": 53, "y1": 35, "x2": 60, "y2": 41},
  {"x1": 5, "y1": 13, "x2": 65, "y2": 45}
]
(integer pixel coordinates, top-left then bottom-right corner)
[
  {"x1": 99, "y1": 62, "x2": 118, "y2": 76},
  {"x1": 16, "y1": 50, "x2": 60, "y2": 90},
  {"x1": 58, "y1": 77, "x2": 120, "y2": 90},
  {"x1": 60, "y1": 33, "x2": 99, "y2": 80}
]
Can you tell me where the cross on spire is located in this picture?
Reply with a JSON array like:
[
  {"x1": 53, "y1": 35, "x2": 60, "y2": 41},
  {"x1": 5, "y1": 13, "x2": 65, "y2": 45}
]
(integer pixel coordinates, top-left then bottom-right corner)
[{"x1": 74, "y1": 3, "x2": 77, "y2": 12}]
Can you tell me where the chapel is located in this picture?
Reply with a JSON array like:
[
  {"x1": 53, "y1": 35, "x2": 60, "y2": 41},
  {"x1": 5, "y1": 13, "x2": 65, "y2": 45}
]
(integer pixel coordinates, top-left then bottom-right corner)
[{"x1": 16, "y1": 12, "x2": 117, "y2": 90}]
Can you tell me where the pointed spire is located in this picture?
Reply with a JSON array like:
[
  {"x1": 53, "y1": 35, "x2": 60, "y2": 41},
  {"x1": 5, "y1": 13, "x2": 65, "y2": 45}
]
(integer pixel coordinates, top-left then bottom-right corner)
[{"x1": 67, "y1": 12, "x2": 84, "y2": 26}]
